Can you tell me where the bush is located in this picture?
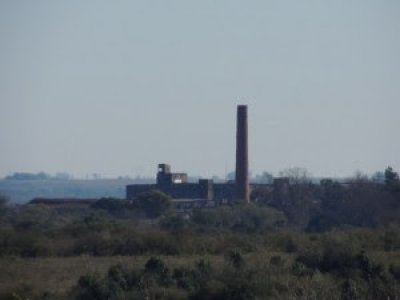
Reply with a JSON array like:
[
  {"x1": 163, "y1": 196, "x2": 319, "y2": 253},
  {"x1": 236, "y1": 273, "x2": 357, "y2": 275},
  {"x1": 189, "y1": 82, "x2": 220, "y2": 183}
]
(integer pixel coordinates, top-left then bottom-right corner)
[
  {"x1": 383, "y1": 228, "x2": 400, "y2": 251},
  {"x1": 389, "y1": 264, "x2": 400, "y2": 280},
  {"x1": 0, "y1": 194, "x2": 8, "y2": 218},
  {"x1": 73, "y1": 274, "x2": 106, "y2": 300},
  {"x1": 191, "y1": 204, "x2": 287, "y2": 232},
  {"x1": 91, "y1": 198, "x2": 133, "y2": 217},
  {"x1": 143, "y1": 257, "x2": 172, "y2": 286},
  {"x1": 134, "y1": 190, "x2": 172, "y2": 218},
  {"x1": 319, "y1": 247, "x2": 355, "y2": 275},
  {"x1": 107, "y1": 264, "x2": 133, "y2": 290},
  {"x1": 160, "y1": 214, "x2": 189, "y2": 231},
  {"x1": 12, "y1": 205, "x2": 53, "y2": 231},
  {"x1": 225, "y1": 250, "x2": 245, "y2": 270},
  {"x1": 269, "y1": 255, "x2": 285, "y2": 267},
  {"x1": 173, "y1": 267, "x2": 201, "y2": 291}
]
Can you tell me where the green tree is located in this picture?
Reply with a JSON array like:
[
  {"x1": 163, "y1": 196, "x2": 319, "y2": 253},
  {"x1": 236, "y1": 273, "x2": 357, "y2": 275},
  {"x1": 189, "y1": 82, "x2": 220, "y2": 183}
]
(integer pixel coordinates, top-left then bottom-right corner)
[
  {"x1": 384, "y1": 166, "x2": 400, "y2": 191},
  {"x1": 13, "y1": 205, "x2": 53, "y2": 230},
  {"x1": 0, "y1": 194, "x2": 8, "y2": 218},
  {"x1": 135, "y1": 190, "x2": 172, "y2": 218},
  {"x1": 91, "y1": 198, "x2": 134, "y2": 218}
]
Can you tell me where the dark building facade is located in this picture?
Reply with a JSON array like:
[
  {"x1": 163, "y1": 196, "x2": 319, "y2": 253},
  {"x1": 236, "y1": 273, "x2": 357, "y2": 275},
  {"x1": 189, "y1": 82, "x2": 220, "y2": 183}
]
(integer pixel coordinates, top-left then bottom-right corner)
[{"x1": 126, "y1": 164, "x2": 236, "y2": 201}]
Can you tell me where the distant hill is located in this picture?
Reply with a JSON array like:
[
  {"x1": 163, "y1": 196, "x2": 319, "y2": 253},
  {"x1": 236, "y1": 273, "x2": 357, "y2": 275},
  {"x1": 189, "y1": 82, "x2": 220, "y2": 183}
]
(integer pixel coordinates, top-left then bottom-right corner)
[{"x1": 0, "y1": 178, "x2": 155, "y2": 204}]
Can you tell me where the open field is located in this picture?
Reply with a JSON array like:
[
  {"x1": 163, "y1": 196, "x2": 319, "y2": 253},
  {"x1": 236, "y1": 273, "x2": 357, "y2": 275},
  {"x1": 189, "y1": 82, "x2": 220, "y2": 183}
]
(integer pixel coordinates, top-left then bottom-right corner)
[
  {"x1": 1, "y1": 250, "x2": 399, "y2": 299},
  {"x1": 0, "y1": 255, "x2": 223, "y2": 294}
]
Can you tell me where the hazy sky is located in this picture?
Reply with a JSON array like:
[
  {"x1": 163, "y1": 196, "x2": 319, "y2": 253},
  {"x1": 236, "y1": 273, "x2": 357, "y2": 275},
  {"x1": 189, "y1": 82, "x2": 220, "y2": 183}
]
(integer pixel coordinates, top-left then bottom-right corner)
[{"x1": 1, "y1": 1, "x2": 399, "y2": 179}]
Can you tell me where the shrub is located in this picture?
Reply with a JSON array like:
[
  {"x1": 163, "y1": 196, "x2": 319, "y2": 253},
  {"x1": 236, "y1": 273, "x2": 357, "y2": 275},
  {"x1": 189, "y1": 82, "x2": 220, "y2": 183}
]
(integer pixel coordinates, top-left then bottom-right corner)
[
  {"x1": 0, "y1": 193, "x2": 8, "y2": 219},
  {"x1": 143, "y1": 257, "x2": 172, "y2": 286},
  {"x1": 134, "y1": 190, "x2": 172, "y2": 218},
  {"x1": 341, "y1": 279, "x2": 362, "y2": 300},
  {"x1": 191, "y1": 204, "x2": 287, "y2": 232},
  {"x1": 319, "y1": 247, "x2": 355, "y2": 274},
  {"x1": 73, "y1": 274, "x2": 106, "y2": 300},
  {"x1": 225, "y1": 250, "x2": 245, "y2": 270},
  {"x1": 291, "y1": 261, "x2": 314, "y2": 277},
  {"x1": 295, "y1": 253, "x2": 321, "y2": 271},
  {"x1": 12, "y1": 205, "x2": 53, "y2": 231},
  {"x1": 195, "y1": 259, "x2": 213, "y2": 278},
  {"x1": 173, "y1": 267, "x2": 201, "y2": 291},
  {"x1": 383, "y1": 228, "x2": 400, "y2": 251},
  {"x1": 107, "y1": 264, "x2": 131, "y2": 291},
  {"x1": 269, "y1": 255, "x2": 285, "y2": 267},
  {"x1": 160, "y1": 214, "x2": 189, "y2": 231},
  {"x1": 91, "y1": 198, "x2": 133, "y2": 217},
  {"x1": 389, "y1": 263, "x2": 400, "y2": 280}
]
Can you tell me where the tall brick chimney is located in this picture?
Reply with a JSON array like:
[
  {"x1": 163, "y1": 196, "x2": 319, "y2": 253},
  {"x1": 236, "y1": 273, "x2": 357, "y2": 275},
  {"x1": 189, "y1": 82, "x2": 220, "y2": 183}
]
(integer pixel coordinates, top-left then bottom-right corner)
[{"x1": 235, "y1": 105, "x2": 250, "y2": 202}]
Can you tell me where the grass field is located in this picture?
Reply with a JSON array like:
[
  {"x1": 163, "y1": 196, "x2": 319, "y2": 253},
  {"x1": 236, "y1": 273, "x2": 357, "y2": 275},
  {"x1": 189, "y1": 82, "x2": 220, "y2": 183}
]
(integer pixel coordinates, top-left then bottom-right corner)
[
  {"x1": 0, "y1": 255, "x2": 223, "y2": 297},
  {"x1": 1, "y1": 250, "x2": 399, "y2": 299}
]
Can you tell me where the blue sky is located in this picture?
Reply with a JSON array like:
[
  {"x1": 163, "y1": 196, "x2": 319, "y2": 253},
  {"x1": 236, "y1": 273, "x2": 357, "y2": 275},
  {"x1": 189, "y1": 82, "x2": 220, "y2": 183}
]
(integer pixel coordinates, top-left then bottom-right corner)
[{"x1": 0, "y1": 1, "x2": 399, "y2": 179}]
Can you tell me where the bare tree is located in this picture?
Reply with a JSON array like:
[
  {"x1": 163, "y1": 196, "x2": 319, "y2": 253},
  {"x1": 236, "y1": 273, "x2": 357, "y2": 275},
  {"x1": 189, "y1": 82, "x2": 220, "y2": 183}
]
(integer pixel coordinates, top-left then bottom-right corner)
[{"x1": 279, "y1": 167, "x2": 312, "y2": 184}]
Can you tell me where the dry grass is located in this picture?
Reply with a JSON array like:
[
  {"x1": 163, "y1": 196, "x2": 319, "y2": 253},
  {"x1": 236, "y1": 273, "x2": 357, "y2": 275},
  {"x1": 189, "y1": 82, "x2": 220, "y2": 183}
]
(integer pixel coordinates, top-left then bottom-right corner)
[{"x1": 0, "y1": 254, "x2": 222, "y2": 295}]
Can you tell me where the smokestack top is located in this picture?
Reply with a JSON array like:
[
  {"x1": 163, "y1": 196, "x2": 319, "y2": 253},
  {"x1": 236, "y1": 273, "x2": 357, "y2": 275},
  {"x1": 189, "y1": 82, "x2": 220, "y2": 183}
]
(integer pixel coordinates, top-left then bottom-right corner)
[{"x1": 237, "y1": 104, "x2": 248, "y2": 111}]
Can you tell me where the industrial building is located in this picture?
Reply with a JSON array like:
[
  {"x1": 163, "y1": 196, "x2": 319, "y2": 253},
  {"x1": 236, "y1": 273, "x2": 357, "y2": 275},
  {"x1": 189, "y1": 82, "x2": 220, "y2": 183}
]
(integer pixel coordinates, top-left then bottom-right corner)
[
  {"x1": 126, "y1": 163, "x2": 236, "y2": 202},
  {"x1": 126, "y1": 105, "x2": 255, "y2": 202},
  {"x1": 28, "y1": 105, "x2": 278, "y2": 209}
]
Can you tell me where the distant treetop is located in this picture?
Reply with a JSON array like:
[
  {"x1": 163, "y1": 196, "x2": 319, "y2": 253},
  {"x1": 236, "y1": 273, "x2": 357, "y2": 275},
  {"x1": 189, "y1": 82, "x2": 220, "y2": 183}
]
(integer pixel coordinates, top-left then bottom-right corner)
[{"x1": 5, "y1": 172, "x2": 72, "y2": 180}]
